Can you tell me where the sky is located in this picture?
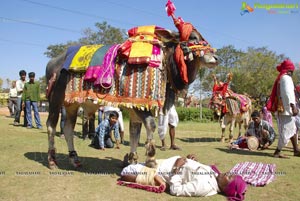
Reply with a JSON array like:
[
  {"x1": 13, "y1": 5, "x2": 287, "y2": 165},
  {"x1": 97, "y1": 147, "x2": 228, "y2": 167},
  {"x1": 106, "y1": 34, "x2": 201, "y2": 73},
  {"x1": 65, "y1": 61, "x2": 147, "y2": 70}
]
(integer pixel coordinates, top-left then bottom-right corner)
[{"x1": 0, "y1": 0, "x2": 299, "y2": 87}]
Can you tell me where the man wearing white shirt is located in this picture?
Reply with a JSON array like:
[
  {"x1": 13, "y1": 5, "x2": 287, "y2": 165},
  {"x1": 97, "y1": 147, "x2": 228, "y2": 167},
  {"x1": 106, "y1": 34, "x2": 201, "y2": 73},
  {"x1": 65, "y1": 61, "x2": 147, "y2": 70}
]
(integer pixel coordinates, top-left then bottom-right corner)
[
  {"x1": 8, "y1": 81, "x2": 18, "y2": 117},
  {"x1": 14, "y1": 70, "x2": 28, "y2": 126},
  {"x1": 120, "y1": 154, "x2": 247, "y2": 200},
  {"x1": 268, "y1": 60, "x2": 300, "y2": 158}
]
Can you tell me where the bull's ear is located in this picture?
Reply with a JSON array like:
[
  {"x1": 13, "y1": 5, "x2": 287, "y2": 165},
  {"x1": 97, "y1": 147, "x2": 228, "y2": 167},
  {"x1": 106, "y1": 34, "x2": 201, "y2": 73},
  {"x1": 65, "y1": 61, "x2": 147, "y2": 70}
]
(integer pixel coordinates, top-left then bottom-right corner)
[{"x1": 155, "y1": 28, "x2": 179, "y2": 43}]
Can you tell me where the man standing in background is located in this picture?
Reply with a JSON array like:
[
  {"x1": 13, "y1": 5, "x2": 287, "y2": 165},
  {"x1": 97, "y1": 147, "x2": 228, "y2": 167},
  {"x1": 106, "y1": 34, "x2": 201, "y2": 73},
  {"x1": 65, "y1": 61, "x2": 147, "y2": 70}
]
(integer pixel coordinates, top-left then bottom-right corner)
[
  {"x1": 22, "y1": 72, "x2": 42, "y2": 129},
  {"x1": 14, "y1": 70, "x2": 28, "y2": 127}
]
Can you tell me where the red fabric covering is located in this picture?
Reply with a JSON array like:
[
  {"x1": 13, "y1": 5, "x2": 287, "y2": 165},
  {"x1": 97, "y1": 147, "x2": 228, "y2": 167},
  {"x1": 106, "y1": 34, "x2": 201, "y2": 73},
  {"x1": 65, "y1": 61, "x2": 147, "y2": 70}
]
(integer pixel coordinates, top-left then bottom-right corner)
[
  {"x1": 117, "y1": 180, "x2": 166, "y2": 193},
  {"x1": 266, "y1": 59, "x2": 295, "y2": 112},
  {"x1": 174, "y1": 45, "x2": 188, "y2": 84},
  {"x1": 213, "y1": 82, "x2": 229, "y2": 97}
]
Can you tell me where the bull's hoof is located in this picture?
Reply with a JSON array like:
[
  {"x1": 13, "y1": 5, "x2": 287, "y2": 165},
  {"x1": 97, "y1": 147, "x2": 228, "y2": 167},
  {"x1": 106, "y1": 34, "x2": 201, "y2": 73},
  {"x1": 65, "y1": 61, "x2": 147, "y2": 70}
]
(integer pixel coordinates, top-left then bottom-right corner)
[
  {"x1": 220, "y1": 137, "x2": 225, "y2": 143},
  {"x1": 69, "y1": 151, "x2": 81, "y2": 168},
  {"x1": 123, "y1": 152, "x2": 138, "y2": 167},
  {"x1": 48, "y1": 149, "x2": 57, "y2": 169},
  {"x1": 49, "y1": 160, "x2": 58, "y2": 169}
]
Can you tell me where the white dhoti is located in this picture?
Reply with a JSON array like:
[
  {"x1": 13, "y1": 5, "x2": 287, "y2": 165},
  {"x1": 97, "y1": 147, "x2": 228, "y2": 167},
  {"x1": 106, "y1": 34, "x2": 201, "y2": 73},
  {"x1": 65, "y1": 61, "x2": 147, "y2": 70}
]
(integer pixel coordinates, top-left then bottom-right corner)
[
  {"x1": 277, "y1": 115, "x2": 296, "y2": 150},
  {"x1": 158, "y1": 105, "x2": 179, "y2": 140}
]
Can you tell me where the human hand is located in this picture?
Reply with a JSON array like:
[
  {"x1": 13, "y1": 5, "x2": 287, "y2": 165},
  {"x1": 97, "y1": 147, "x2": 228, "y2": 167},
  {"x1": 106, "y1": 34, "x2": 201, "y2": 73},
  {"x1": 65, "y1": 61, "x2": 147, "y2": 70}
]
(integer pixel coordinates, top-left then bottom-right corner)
[
  {"x1": 291, "y1": 104, "x2": 299, "y2": 116},
  {"x1": 187, "y1": 154, "x2": 198, "y2": 161},
  {"x1": 262, "y1": 143, "x2": 269, "y2": 150},
  {"x1": 174, "y1": 157, "x2": 187, "y2": 168}
]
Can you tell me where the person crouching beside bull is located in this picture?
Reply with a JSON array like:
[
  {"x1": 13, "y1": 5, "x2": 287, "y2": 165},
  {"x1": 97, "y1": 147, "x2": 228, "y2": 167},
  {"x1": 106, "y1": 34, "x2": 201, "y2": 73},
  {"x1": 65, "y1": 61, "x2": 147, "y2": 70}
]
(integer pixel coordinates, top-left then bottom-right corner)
[
  {"x1": 230, "y1": 110, "x2": 276, "y2": 150},
  {"x1": 93, "y1": 111, "x2": 120, "y2": 150}
]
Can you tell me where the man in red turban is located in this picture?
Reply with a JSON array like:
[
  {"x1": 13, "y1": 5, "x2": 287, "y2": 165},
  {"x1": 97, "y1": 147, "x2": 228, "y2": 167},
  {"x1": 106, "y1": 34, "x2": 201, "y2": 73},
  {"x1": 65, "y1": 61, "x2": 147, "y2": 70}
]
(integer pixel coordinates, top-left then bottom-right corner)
[{"x1": 267, "y1": 59, "x2": 300, "y2": 158}]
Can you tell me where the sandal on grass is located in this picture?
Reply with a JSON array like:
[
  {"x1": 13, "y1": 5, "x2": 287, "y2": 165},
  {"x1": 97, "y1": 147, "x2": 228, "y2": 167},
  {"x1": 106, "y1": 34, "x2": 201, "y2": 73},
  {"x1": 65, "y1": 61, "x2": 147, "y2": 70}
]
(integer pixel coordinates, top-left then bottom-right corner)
[
  {"x1": 273, "y1": 154, "x2": 289, "y2": 159},
  {"x1": 160, "y1": 146, "x2": 167, "y2": 151},
  {"x1": 170, "y1": 145, "x2": 182, "y2": 150}
]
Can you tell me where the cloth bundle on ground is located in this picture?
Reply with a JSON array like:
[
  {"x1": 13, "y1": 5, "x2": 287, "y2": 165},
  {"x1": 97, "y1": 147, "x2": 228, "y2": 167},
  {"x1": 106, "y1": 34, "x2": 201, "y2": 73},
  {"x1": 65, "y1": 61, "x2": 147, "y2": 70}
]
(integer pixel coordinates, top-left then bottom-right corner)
[{"x1": 229, "y1": 162, "x2": 276, "y2": 187}]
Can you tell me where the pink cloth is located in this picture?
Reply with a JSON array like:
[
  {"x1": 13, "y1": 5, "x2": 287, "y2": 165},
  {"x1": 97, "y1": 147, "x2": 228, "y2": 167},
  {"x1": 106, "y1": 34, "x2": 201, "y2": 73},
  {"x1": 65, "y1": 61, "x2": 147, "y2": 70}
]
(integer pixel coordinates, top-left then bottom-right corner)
[
  {"x1": 262, "y1": 106, "x2": 273, "y2": 126},
  {"x1": 223, "y1": 175, "x2": 247, "y2": 201},
  {"x1": 229, "y1": 162, "x2": 276, "y2": 187}
]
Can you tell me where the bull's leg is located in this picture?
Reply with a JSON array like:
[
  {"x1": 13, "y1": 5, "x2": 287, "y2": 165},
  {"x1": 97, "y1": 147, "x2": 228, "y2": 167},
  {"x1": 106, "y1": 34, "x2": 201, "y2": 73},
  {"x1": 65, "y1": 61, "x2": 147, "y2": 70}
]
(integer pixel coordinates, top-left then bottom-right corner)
[
  {"x1": 126, "y1": 121, "x2": 142, "y2": 166},
  {"x1": 143, "y1": 116, "x2": 157, "y2": 168},
  {"x1": 220, "y1": 127, "x2": 226, "y2": 143},
  {"x1": 64, "y1": 105, "x2": 81, "y2": 168},
  {"x1": 220, "y1": 117, "x2": 226, "y2": 143},
  {"x1": 143, "y1": 116, "x2": 156, "y2": 144},
  {"x1": 238, "y1": 121, "x2": 243, "y2": 137},
  {"x1": 229, "y1": 120, "x2": 235, "y2": 143},
  {"x1": 46, "y1": 112, "x2": 59, "y2": 169},
  {"x1": 46, "y1": 101, "x2": 61, "y2": 169}
]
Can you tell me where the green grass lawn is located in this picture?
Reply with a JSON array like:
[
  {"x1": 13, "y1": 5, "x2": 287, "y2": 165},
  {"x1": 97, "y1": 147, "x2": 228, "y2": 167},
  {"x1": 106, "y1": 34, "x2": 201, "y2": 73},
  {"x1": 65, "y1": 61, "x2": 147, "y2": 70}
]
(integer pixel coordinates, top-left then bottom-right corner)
[{"x1": 0, "y1": 112, "x2": 299, "y2": 201}]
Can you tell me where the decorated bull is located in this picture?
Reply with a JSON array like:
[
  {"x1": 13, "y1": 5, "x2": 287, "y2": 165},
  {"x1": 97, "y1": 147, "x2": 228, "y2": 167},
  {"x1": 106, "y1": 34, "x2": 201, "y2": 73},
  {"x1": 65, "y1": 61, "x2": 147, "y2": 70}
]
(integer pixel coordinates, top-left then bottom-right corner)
[
  {"x1": 45, "y1": 1, "x2": 218, "y2": 169},
  {"x1": 209, "y1": 73, "x2": 252, "y2": 142}
]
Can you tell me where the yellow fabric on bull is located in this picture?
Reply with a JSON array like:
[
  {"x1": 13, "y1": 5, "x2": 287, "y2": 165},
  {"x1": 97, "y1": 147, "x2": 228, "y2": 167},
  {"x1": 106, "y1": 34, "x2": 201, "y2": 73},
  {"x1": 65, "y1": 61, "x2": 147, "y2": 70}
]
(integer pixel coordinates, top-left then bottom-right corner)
[
  {"x1": 69, "y1": 44, "x2": 103, "y2": 71},
  {"x1": 136, "y1": 166, "x2": 157, "y2": 186},
  {"x1": 129, "y1": 25, "x2": 155, "y2": 61}
]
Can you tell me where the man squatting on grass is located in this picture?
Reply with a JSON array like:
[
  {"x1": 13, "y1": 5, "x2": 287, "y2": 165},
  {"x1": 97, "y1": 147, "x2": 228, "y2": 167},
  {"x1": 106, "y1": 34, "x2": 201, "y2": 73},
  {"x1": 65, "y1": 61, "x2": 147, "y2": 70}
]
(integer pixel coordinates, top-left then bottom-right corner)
[{"x1": 120, "y1": 154, "x2": 247, "y2": 200}]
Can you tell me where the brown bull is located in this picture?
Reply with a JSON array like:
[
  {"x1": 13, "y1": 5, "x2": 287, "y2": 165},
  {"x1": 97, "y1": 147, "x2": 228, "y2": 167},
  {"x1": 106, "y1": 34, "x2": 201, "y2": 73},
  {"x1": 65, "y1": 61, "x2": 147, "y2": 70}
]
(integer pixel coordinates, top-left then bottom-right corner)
[{"x1": 209, "y1": 74, "x2": 251, "y2": 142}]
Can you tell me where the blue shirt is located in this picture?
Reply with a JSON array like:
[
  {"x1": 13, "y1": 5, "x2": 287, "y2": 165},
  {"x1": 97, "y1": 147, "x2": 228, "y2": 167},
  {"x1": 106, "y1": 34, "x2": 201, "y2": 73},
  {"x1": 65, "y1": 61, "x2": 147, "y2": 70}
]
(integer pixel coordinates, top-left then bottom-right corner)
[
  {"x1": 246, "y1": 120, "x2": 276, "y2": 145},
  {"x1": 95, "y1": 118, "x2": 120, "y2": 148}
]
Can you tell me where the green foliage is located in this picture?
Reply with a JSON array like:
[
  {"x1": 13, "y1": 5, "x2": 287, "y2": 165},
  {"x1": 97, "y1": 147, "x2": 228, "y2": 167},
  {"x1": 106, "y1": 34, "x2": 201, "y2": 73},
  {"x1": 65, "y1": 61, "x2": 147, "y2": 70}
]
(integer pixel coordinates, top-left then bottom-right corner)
[
  {"x1": 193, "y1": 45, "x2": 291, "y2": 109},
  {"x1": 0, "y1": 78, "x2": 3, "y2": 91},
  {"x1": 79, "y1": 22, "x2": 126, "y2": 45},
  {"x1": 44, "y1": 41, "x2": 79, "y2": 58},
  {"x1": 176, "y1": 107, "x2": 213, "y2": 122},
  {"x1": 121, "y1": 106, "x2": 213, "y2": 122},
  {"x1": 44, "y1": 21, "x2": 127, "y2": 59}
]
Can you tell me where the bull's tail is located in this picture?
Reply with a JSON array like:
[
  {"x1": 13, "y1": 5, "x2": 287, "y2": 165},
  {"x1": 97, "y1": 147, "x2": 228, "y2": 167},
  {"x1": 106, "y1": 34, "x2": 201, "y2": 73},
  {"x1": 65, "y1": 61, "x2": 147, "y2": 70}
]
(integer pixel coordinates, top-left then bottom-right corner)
[{"x1": 46, "y1": 73, "x2": 57, "y2": 99}]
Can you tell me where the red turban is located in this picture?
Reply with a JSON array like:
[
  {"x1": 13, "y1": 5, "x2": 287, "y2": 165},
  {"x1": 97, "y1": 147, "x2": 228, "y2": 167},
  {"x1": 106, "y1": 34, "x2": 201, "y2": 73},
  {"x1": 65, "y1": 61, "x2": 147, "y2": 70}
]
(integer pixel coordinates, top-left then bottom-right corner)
[
  {"x1": 276, "y1": 59, "x2": 295, "y2": 73},
  {"x1": 223, "y1": 175, "x2": 247, "y2": 201}
]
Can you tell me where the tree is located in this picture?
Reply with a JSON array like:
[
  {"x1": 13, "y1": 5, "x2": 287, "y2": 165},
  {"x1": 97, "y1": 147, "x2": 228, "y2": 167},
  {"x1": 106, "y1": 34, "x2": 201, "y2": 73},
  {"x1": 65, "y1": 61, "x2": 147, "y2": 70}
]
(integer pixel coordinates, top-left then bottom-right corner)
[
  {"x1": 230, "y1": 47, "x2": 285, "y2": 104},
  {"x1": 79, "y1": 22, "x2": 126, "y2": 45},
  {"x1": 0, "y1": 78, "x2": 3, "y2": 92},
  {"x1": 39, "y1": 76, "x2": 47, "y2": 97},
  {"x1": 44, "y1": 21, "x2": 127, "y2": 59}
]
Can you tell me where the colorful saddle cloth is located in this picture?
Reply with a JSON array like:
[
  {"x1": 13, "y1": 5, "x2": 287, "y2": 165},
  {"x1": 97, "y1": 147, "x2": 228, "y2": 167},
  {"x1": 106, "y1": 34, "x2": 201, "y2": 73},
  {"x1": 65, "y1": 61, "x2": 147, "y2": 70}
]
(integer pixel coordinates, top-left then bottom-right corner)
[
  {"x1": 225, "y1": 93, "x2": 250, "y2": 115},
  {"x1": 62, "y1": 25, "x2": 169, "y2": 110},
  {"x1": 118, "y1": 25, "x2": 164, "y2": 67}
]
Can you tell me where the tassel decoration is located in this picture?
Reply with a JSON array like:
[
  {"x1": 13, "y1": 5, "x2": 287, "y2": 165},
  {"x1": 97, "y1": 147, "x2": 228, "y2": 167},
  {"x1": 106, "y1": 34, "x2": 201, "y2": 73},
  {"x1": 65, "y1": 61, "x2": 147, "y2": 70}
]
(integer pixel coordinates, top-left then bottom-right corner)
[{"x1": 165, "y1": 0, "x2": 176, "y2": 17}]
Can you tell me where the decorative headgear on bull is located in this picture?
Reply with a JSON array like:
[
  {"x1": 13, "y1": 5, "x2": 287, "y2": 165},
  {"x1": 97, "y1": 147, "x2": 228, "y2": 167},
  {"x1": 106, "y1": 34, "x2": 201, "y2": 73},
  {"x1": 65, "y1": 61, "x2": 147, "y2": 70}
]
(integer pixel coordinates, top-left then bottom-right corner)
[{"x1": 165, "y1": 0, "x2": 216, "y2": 84}]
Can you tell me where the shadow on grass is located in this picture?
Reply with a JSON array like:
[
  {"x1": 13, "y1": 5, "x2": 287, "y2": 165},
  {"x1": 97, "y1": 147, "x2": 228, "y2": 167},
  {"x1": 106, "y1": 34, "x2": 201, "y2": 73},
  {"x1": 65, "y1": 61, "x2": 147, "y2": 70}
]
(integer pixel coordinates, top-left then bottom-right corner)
[
  {"x1": 178, "y1": 137, "x2": 220, "y2": 143},
  {"x1": 216, "y1": 147, "x2": 274, "y2": 157},
  {"x1": 24, "y1": 152, "x2": 124, "y2": 175}
]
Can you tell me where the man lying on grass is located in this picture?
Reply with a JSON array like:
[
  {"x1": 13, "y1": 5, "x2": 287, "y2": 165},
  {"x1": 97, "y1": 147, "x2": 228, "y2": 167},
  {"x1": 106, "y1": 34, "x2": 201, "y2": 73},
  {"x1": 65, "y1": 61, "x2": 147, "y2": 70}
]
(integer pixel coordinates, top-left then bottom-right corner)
[{"x1": 119, "y1": 154, "x2": 247, "y2": 200}]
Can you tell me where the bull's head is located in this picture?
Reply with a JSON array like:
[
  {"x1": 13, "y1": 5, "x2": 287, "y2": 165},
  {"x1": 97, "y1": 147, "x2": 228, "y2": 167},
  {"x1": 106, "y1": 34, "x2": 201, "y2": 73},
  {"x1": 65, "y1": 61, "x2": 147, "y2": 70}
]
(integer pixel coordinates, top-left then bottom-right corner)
[
  {"x1": 155, "y1": 25, "x2": 218, "y2": 91},
  {"x1": 209, "y1": 92, "x2": 225, "y2": 118}
]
